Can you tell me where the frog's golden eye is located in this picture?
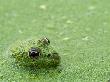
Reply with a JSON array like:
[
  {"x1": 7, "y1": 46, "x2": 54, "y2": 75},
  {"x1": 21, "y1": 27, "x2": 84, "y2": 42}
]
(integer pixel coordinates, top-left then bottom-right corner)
[{"x1": 29, "y1": 47, "x2": 41, "y2": 58}]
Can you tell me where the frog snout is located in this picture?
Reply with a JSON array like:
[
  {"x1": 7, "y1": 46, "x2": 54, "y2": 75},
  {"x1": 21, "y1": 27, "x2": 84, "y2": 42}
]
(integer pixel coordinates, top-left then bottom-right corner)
[{"x1": 51, "y1": 53, "x2": 60, "y2": 60}]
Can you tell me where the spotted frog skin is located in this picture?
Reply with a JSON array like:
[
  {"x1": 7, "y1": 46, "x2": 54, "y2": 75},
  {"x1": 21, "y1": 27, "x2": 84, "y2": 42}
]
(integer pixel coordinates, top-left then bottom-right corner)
[{"x1": 10, "y1": 38, "x2": 60, "y2": 68}]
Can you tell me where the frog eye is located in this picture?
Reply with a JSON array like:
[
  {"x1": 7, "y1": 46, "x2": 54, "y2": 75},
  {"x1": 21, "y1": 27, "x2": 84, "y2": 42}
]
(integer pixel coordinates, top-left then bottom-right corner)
[
  {"x1": 29, "y1": 47, "x2": 41, "y2": 58},
  {"x1": 41, "y1": 38, "x2": 50, "y2": 45}
]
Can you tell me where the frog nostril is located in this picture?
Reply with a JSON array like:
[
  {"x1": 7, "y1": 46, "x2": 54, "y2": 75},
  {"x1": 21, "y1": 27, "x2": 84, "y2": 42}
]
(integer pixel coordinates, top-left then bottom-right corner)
[{"x1": 29, "y1": 47, "x2": 41, "y2": 58}]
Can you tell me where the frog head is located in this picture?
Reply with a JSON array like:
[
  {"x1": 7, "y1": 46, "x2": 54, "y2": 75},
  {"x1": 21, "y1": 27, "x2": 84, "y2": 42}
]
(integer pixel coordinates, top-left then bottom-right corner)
[{"x1": 10, "y1": 38, "x2": 60, "y2": 68}]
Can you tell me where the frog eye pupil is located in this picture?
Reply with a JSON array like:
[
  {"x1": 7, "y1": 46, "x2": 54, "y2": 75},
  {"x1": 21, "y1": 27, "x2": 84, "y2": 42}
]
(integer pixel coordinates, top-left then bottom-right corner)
[{"x1": 29, "y1": 48, "x2": 40, "y2": 58}]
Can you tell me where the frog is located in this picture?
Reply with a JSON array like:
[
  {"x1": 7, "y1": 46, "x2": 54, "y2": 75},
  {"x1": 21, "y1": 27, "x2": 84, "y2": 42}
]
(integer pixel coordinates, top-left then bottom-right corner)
[{"x1": 10, "y1": 38, "x2": 60, "y2": 68}]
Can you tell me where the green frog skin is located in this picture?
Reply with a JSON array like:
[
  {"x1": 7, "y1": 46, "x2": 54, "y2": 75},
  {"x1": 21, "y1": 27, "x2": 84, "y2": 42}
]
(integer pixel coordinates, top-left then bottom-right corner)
[{"x1": 10, "y1": 38, "x2": 60, "y2": 68}]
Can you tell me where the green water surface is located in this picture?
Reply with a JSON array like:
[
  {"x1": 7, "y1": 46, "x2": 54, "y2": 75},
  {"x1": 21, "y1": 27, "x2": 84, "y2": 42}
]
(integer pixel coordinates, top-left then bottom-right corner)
[{"x1": 0, "y1": 0, "x2": 110, "y2": 82}]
